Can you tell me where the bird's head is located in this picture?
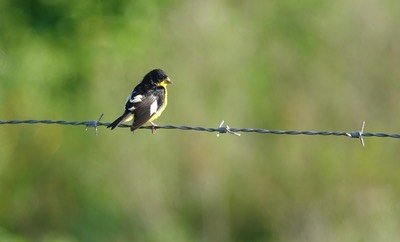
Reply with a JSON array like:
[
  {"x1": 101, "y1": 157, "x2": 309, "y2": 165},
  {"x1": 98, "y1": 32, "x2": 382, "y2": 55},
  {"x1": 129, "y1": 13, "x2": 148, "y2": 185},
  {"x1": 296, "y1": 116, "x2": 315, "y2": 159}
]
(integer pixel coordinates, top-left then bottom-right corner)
[{"x1": 144, "y1": 69, "x2": 172, "y2": 87}]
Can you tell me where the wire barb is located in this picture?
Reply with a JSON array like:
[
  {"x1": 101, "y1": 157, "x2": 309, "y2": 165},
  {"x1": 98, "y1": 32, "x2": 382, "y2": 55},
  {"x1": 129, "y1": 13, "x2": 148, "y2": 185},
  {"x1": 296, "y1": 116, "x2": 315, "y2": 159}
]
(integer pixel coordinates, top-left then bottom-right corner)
[
  {"x1": 217, "y1": 120, "x2": 241, "y2": 137},
  {"x1": 346, "y1": 121, "x2": 366, "y2": 147},
  {"x1": 85, "y1": 113, "x2": 104, "y2": 135}
]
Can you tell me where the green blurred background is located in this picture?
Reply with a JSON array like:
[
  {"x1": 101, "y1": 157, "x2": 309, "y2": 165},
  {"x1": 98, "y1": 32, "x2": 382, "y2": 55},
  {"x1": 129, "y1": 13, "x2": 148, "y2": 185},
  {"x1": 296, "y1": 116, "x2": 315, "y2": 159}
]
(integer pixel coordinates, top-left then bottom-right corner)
[{"x1": 1, "y1": 0, "x2": 400, "y2": 241}]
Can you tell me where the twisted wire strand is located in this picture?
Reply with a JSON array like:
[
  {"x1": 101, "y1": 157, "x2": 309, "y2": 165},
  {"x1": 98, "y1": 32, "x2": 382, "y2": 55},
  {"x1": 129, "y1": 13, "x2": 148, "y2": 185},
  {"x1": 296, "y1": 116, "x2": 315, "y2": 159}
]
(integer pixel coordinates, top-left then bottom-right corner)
[{"x1": 0, "y1": 119, "x2": 399, "y2": 139}]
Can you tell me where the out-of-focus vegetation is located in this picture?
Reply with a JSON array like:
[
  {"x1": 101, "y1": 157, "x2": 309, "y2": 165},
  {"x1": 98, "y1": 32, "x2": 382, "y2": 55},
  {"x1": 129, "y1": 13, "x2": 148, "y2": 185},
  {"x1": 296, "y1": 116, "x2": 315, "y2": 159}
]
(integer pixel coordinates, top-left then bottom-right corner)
[{"x1": 1, "y1": 0, "x2": 400, "y2": 241}]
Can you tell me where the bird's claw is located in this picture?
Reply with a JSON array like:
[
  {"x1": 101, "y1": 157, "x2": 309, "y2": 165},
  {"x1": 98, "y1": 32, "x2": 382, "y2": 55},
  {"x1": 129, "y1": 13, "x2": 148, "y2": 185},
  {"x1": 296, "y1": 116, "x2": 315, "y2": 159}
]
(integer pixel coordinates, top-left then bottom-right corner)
[
  {"x1": 150, "y1": 121, "x2": 157, "y2": 134},
  {"x1": 151, "y1": 125, "x2": 157, "y2": 134}
]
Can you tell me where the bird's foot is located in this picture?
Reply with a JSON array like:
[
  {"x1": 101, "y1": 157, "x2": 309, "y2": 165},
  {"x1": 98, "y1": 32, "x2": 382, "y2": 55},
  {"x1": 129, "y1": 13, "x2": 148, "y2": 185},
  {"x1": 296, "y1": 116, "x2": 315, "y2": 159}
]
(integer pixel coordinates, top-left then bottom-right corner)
[{"x1": 150, "y1": 121, "x2": 158, "y2": 134}]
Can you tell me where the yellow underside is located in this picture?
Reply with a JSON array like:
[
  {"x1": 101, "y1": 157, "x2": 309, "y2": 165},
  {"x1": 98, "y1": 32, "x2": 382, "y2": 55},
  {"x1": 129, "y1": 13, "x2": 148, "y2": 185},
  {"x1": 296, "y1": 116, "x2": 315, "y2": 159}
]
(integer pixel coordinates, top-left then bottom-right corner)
[
  {"x1": 125, "y1": 114, "x2": 134, "y2": 122},
  {"x1": 149, "y1": 82, "x2": 168, "y2": 122}
]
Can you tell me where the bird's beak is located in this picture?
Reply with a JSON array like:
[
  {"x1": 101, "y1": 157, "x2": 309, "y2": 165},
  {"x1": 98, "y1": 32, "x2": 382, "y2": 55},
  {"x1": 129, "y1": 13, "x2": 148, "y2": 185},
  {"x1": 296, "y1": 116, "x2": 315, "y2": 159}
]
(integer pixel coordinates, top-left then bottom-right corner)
[{"x1": 165, "y1": 77, "x2": 173, "y2": 84}]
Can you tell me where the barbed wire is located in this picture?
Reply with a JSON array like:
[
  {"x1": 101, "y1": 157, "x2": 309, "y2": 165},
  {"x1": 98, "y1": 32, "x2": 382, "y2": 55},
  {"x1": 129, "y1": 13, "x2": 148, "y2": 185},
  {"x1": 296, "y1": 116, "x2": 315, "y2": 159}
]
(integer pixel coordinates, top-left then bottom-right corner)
[{"x1": 1, "y1": 114, "x2": 400, "y2": 147}]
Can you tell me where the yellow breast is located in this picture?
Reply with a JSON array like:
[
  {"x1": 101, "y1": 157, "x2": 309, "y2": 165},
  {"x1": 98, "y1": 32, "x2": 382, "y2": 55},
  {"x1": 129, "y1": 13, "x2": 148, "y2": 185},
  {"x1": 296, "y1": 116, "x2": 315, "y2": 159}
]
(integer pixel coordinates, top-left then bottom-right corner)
[{"x1": 149, "y1": 86, "x2": 168, "y2": 122}]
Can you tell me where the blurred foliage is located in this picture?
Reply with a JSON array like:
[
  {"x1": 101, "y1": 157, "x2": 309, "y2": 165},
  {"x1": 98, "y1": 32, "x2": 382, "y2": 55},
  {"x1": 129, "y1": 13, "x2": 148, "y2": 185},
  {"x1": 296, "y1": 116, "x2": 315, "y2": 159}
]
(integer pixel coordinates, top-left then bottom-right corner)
[{"x1": 1, "y1": 0, "x2": 400, "y2": 241}]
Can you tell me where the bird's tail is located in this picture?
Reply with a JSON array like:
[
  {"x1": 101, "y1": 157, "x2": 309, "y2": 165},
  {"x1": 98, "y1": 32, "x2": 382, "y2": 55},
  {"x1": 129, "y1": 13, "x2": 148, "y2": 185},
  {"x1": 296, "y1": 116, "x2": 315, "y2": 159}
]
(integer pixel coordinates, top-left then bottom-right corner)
[{"x1": 107, "y1": 114, "x2": 128, "y2": 130}]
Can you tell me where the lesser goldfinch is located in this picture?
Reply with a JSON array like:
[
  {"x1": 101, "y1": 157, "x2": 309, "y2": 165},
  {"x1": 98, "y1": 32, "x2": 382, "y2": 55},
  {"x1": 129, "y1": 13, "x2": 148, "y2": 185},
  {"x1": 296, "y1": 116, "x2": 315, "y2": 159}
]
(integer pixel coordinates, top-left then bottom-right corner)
[{"x1": 107, "y1": 69, "x2": 172, "y2": 132}]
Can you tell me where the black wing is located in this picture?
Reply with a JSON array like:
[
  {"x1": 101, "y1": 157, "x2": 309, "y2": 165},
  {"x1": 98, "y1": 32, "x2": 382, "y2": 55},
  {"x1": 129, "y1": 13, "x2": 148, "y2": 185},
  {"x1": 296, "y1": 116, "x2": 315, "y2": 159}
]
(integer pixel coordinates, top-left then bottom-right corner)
[{"x1": 130, "y1": 88, "x2": 165, "y2": 131}]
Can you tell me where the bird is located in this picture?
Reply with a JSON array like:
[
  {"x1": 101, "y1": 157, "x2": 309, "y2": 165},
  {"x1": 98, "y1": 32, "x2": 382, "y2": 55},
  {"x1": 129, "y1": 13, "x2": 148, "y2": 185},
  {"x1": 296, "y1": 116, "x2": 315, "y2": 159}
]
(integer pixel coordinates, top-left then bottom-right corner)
[{"x1": 107, "y1": 69, "x2": 172, "y2": 132}]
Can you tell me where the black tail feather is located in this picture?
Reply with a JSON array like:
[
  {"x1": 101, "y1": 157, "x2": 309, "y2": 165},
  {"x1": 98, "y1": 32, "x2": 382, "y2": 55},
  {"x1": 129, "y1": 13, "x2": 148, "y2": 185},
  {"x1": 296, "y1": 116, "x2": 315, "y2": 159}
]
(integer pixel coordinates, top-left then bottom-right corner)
[{"x1": 107, "y1": 115, "x2": 125, "y2": 130}]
